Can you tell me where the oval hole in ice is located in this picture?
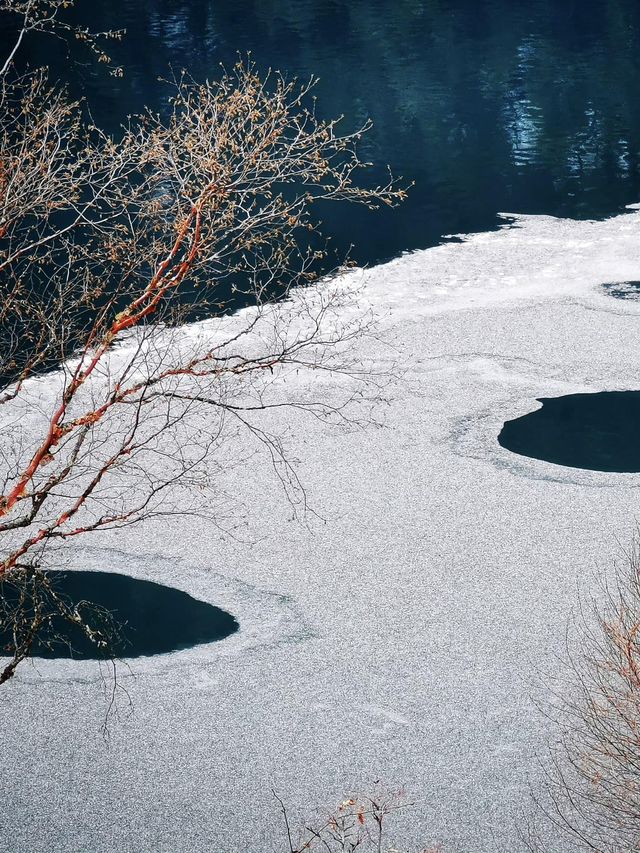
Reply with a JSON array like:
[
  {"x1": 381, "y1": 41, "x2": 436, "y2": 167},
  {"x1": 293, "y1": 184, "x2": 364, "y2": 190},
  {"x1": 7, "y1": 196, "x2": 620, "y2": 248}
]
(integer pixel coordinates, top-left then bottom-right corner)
[
  {"x1": 498, "y1": 391, "x2": 640, "y2": 473},
  {"x1": 602, "y1": 281, "x2": 640, "y2": 300},
  {"x1": 0, "y1": 570, "x2": 238, "y2": 660}
]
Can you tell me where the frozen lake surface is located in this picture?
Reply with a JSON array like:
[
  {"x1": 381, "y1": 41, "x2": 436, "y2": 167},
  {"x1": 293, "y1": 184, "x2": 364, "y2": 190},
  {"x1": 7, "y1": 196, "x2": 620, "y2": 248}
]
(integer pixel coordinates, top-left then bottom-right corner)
[{"x1": 2, "y1": 207, "x2": 640, "y2": 852}]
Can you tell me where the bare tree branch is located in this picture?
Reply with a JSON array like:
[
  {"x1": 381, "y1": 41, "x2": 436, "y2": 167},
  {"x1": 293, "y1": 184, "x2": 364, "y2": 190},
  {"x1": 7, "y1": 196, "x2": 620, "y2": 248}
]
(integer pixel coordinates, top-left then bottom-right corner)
[{"x1": 0, "y1": 1, "x2": 407, "y2": 679}]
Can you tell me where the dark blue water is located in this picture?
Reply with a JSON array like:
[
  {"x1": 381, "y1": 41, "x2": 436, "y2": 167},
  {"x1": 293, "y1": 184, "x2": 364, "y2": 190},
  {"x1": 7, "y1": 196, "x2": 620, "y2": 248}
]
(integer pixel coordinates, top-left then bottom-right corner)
[
  {"x1": 12, "y1": 0, "x2": 640, "y2": 267},
  {"x1": 0, "y1": 571, "x2": 238, "y2": 659},
  {"x1": 498, "y1": 391, "x2": 640, "y2": 472},
  {"x1": 602, "y1": 280, "x2": 640, "y2": 300}
]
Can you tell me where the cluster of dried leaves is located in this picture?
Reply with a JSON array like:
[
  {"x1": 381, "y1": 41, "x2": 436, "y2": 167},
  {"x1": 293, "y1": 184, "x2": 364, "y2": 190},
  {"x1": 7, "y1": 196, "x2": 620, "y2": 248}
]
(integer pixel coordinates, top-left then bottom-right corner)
[{"x1": 0, "y1": 562, "x2": 120, "y2": 684}]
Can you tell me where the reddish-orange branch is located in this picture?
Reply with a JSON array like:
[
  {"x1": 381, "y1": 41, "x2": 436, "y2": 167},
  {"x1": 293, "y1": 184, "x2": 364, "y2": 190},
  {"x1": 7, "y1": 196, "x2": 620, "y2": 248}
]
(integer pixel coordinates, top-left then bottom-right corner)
[
  {"x1": 1, "y1": 437, "x2": 136, "y2": 572},
  {"x1": 0, "y1": 197, "x2": 206, "y2": 527}
]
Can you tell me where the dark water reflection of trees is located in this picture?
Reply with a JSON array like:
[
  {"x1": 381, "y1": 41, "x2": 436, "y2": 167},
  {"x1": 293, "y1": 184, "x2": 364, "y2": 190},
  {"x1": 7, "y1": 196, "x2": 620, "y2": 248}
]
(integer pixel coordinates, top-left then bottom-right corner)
[{"x1": 10, "y1": 0, "x2": 640, "y2": 264}]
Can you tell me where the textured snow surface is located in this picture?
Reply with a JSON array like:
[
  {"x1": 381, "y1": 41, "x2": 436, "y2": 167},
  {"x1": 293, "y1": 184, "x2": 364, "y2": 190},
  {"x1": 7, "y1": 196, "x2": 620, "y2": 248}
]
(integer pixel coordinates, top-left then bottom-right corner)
[{"x1": 2, "y1": 208, "x2": 640, "y2": 852}]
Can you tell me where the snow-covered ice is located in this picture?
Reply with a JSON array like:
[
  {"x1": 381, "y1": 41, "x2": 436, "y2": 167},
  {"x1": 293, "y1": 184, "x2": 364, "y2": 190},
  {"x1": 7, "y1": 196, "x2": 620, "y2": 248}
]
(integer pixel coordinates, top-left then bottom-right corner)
[{"x1": 2, "y1": 207, "x2": 640, "y2": 852}]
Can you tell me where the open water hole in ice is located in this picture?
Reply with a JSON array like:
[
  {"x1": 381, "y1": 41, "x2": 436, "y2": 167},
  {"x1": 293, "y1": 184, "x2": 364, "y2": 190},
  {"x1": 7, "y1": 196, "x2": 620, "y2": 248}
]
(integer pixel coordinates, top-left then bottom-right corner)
[
  {"x1": 0, "y1": 570, "x2": 238, "y2": 660},
  {"x1": 498, "y1": 390, "x2": 640, "y2": 473},
  {"x1": 602, "y1": 280, "x2": 640, "y2": 300}
]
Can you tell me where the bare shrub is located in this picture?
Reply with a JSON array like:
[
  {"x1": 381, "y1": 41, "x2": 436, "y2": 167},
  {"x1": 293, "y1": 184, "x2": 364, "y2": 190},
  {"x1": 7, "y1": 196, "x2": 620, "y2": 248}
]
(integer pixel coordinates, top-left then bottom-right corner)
[
  {"x1": 525, "y1": 538, "x2": 640, "y2": 852},
  {"x1": 275, "y1": 788, "x2": 442, "y2": 853}
]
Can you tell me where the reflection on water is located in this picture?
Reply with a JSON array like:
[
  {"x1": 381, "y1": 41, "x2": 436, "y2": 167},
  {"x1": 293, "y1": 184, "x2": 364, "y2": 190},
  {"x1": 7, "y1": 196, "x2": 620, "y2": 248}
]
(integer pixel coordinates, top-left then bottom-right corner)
[
  {"x1": 498, "y1": 391, "x2": 640, "y2": 473},
  {"x1": 0, "y1": 571, "x2": 238, "y2": 660},
  {"x1": 8, "y1": 0, "x2": 640, "y2": 266}
]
